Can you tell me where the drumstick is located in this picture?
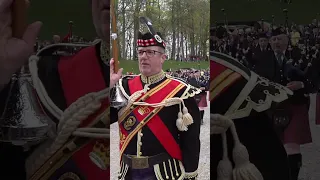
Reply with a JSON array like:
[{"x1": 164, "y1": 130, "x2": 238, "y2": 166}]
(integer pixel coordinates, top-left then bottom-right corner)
[
  {"x1": 111, "y1": 0, "x2": 119, "y2": 72},
  {"x1": 12, "y1": 0, "x2": 29, "y2": 38}
]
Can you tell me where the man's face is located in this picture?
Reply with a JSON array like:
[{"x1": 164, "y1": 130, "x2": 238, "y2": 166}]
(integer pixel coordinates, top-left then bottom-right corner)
[
  {"x1": 258, "y1": 37, "x2": 268, "y2": 48},
  {"x1": 270, "y1": 34, "x2": 288, "y2": 53},
  {"x1": 91, "y1": 0, "x2": 110, "y2": 42},
  {"x1": 137, "y1": 46, "x2": 166, "y2": 76},
  {"x1": 53, "y1": 35, "x2": 60, "y2": 43}
]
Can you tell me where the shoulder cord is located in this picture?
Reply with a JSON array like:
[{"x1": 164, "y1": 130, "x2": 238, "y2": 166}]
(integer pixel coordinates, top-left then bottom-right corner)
[{"x1": 28, "y1": 54, "x2": 109, "y2": 177}]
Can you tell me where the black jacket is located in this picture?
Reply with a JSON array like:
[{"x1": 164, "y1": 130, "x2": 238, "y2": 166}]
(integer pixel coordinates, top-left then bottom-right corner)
[
  {"x1": 111, "y1": 75, "x2": 201, "y2": 180},
  {"x1": 253, "y1": 50, "x2": 315, "y2": 105}
]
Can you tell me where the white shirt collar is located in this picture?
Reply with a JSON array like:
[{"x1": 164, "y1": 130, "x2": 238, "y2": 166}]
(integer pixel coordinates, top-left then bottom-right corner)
[{"x1": 274, "y1": 50, "x2": 286, "y2": 56}]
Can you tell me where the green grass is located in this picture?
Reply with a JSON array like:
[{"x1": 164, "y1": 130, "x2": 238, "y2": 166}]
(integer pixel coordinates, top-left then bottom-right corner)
[{"x1": 119, "y1": 60, "x2": 209, "y2": 74}]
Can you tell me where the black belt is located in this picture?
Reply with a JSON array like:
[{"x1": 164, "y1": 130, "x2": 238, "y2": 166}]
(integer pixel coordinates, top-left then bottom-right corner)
[{"x1": 122, "y1": 153, "x2": 171, "y2": 169}]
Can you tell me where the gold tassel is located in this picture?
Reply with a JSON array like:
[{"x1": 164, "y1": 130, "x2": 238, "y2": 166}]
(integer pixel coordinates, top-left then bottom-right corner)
[
  {"x1": 217, "y1": 132, "x2": 233, "y2": 180},
  {"x1": 217, "y1": 159, "x2": 233, "y2": 180},
  {"x1": 232, "y1": 144, "x2": 263, "y2": 180},
  {"x1": 211, "y1": 114, "x2": 233, "y2": 134},
  {"x1": 182, "y1": 106, "x2": 193, "y2": 126},
  {"x1": 230, "y1": 124, "x2": 263, "y2": 180},
  {"x1": 176, "y1": 112, "x2": 187, "y2": 131}
]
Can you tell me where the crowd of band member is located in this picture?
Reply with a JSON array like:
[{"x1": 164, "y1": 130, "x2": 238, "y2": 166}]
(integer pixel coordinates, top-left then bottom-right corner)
[
  {"x1": 166, "y1": 68, "x2": 209, "y2": 88},
  {"x1": 211, "y1": 19, "x2": 320, "y2": 180},
  {"x1": 211, "y1": 19, "x2": 320, "y2": 70},
  {"x1": 167, "y1": 69, "x2": 210, "y2": 125}
]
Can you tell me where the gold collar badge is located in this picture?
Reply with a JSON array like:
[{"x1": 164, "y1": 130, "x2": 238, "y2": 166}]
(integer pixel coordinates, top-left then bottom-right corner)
[{"x1": 140, "y1": 71, "x2": 166, "y2": 84}]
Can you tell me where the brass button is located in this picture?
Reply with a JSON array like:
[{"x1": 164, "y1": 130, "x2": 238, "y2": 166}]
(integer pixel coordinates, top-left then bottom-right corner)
[
  {"x1": 139, "y1": 142, "x2": 142, "y2": 146},
  {"x1": 139, "y1": 152, "x2": 142, "y2": 155},
  {"x1": 140, "y1": 133, "x2": 143, "y2": 137}
]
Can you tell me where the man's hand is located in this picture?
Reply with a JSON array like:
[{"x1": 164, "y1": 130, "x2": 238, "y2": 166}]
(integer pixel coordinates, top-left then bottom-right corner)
[
  {"x1": 110, "y1": 58, "x2": 123, "y2": 88},
  {"x1": 286, "y1": 81, "x2": 304, "y2": 91},
  {"x1": 0, "y1": 0, "x2": 42, "y2": 88}
]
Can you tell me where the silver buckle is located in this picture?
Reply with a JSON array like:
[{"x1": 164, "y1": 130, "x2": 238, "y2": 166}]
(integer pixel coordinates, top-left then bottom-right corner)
[{"x1": 131, "y1": 156, "x2": 149, "y2": 169}]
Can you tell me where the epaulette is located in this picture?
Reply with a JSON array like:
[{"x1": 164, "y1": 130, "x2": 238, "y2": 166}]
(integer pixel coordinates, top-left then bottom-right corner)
[
  {"x1": 118, "y1": 75, "x2": 138, "y2": 100},
  {"x1": 211, "y1": 51, "x2": 293, "y2": 119},
  {"x1": 165, "y1": 74, "x2": 201, "y2": 99},
  {"x1": 36, "y1": 42, "x2": 92, "y2": 57}
]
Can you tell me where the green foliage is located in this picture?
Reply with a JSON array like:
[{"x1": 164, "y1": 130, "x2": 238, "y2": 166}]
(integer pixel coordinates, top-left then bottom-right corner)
[
  {"x1": 211, "y1": 0, "x2": 320, "y2": 25},
  {"x1": 116, "y1": 0, "x2": 210, "y2": 60}
]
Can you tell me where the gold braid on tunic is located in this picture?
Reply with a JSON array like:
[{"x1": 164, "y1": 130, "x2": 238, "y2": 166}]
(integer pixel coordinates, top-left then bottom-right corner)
[{"x1": 100, "y1": 40, "x2": 109, "y2": 65}]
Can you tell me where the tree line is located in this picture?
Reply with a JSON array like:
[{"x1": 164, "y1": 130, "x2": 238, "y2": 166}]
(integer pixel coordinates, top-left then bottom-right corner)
[{"x1": 115, "y1": 0, "x2": 210, "y2": 60}]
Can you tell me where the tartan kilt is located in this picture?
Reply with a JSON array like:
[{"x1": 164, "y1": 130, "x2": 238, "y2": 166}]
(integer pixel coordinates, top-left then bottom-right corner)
[
  {"x1": 282, "y1": 104, "x2": 312, "y2": 145},
  {"x1": 197, "y1": 93, "x2": 208, "y2": 108}
]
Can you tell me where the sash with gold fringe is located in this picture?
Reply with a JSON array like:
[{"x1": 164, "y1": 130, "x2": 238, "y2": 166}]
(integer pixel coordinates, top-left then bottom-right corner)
[{"x1": 119, "y1": 76, "x2": 184, "y2": 160}]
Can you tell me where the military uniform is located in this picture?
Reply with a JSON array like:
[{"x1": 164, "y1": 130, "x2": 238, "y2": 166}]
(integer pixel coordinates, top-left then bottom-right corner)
[
  {"x1": 252, "y1": 28, "x2": 319, "y2": 180},
  {"x1": 0, "y1": 41, "x2": 109, "y2": 180},
  {"x1": 210, "y1": 51, "x2": 292, "y2": 180},
  {"x1": 196, "y1": 74, "x2": 209, "y2": 125},
  {"x1": 110, "y1": 32, "x2": 201, "y2": 180},
  {"x1": 250, "y1": 33, "x2": 272, "y2": 71}
]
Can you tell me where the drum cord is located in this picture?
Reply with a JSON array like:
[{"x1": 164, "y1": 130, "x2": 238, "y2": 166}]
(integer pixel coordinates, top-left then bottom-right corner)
[
  {"x1": 27, "y1": 44, "x2": 110, "y2": 177},
  {"x1": 29, "y1": 50, "x2": 110, "y2": 139}
]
